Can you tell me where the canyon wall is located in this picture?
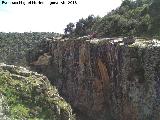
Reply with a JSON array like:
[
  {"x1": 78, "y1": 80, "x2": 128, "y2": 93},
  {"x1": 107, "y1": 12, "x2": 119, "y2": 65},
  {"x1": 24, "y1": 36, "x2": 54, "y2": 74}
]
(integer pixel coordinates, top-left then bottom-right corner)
[{"x1": 27, "y1": 37, "x2": 160, "y2": 120}]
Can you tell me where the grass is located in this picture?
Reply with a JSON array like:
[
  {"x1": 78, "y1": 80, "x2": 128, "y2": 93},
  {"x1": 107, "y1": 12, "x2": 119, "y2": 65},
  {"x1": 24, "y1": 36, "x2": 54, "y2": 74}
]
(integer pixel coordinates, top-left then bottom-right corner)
[{"x1": 0, "y1": 66, "x2": 75, "y2": 120}]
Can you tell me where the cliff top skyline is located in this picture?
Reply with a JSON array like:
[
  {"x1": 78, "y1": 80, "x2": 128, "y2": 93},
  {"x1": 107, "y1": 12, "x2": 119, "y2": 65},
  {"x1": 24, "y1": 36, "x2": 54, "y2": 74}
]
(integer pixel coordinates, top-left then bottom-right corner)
[{"x1": 0, "y1": 0, "x2": 122, "y2": 33}]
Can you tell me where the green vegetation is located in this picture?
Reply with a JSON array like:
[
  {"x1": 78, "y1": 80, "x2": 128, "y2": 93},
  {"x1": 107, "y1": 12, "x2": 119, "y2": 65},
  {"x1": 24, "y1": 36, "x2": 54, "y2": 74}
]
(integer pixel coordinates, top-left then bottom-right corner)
[
  {"x1": 0, "y1": 64, "x2": 75, "y2": 120},
  {"x1": 0, "y1": 32, "x2": 59, "y2": 66},
  {"x1": 64, "y1": 0, "x2": 160, "y2": 38}
]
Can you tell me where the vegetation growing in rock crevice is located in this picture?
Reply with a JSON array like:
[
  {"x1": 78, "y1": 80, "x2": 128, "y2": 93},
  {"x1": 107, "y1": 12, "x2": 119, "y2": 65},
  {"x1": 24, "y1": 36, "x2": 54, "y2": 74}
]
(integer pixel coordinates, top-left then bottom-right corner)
[{"x1": 0, "y1": 64, "x2": 75, "y2": 120}]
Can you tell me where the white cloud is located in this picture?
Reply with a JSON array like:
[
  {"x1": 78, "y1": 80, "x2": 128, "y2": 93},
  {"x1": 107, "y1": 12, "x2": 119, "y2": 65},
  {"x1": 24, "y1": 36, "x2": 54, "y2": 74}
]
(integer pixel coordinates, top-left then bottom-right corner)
[{"x1": 0, "y1": 0, "x2": 122, "y2": 33}]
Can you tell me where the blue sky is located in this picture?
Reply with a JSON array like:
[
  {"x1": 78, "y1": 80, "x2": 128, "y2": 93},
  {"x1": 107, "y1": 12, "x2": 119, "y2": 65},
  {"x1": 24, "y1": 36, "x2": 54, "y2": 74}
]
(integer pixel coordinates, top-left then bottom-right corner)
[{"x1": 0, "y1": 0, "x2": 122, "y2": 33}]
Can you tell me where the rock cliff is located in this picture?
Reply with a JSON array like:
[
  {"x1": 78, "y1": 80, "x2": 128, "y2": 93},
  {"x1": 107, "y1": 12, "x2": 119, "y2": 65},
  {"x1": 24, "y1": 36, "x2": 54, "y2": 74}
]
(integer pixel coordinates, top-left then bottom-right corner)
[
  {"x1": 27, "y1": 37, "x2": 160, "y2": 120},
  {"x1": 0, "y1": 63, "x2": 75, "y2": 120}
]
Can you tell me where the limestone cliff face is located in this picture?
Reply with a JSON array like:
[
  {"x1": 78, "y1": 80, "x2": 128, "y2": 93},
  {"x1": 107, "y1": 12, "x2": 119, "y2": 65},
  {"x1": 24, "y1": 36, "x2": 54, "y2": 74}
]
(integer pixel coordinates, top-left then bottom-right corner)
[{"x1": 28, "y1": 38, "x2": 160, "y2": 120}]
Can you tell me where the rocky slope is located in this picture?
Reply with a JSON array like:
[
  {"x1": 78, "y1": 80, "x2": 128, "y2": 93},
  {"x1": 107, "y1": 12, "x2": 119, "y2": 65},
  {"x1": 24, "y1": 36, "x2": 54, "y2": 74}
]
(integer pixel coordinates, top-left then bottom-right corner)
[
  {"x1": 27, "y1": 37, "x2": 160, "y2": 120},
  {"x1": 0, "y1": 63, "x2": 75, "y2": 120}
]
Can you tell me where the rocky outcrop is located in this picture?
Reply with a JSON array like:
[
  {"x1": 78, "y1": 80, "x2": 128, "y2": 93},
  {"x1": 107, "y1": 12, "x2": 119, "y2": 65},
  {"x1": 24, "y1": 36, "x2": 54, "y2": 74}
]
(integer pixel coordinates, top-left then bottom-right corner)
[
  {"x1": 28, "y1": 38, "x2": 160, "y2": 120},
  {"x1": 0, "y1": 63, "x2": 75, "y2": 120}
]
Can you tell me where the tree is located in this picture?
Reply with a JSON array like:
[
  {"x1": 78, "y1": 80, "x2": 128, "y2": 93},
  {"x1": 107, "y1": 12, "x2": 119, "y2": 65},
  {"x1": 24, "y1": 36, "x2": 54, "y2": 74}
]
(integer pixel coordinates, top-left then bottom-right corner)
[
  {"x1": 85, "y1": 15, "x2": 96, "y2": 34},
  {"x1": 64, "y1": 23, "x2": 75, "y2": 35},
  {"x1": 64, "y1": 0, "x2": 160, "y2": 38},
  {"x1": 74, "y1": 18, "x2": 86, "y2": 37}
]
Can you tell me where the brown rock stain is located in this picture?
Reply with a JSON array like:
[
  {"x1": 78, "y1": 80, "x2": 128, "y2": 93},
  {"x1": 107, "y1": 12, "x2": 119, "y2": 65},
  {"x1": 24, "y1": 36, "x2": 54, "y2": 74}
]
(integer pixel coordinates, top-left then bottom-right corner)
[
  {"x1": 31, "y1": 53, "x2": 51, "y2": 65},
  {"x1": 97, "y1": 58, "x2": 109, "y2": 86},
  {"x1": 91, "y1": 59, "x2": 110, "y2": 112}
]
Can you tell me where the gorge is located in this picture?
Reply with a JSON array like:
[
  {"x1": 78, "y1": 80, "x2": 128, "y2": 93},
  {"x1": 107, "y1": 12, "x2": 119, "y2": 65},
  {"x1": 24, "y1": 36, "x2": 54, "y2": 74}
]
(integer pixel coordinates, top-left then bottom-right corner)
[{"x1": 27, "y1": 37, "x2": 160, "y2": 120}]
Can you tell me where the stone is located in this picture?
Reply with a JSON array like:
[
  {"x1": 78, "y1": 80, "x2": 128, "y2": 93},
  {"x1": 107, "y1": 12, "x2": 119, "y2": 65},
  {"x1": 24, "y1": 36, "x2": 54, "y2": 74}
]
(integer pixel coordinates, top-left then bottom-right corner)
[
  {"x1": 0, "y1": 63, "x2": 75, "y2": 120},
  {"x1": 27, "y1": 37, "x2": 160, "y2": 120}
]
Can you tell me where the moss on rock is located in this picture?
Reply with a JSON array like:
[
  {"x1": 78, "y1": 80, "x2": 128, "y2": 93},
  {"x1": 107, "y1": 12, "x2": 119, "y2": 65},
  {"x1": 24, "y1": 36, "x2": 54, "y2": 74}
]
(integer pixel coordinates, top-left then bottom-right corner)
[{"x1": 0, "y1": 63, "x2": 75, "y2": 120}]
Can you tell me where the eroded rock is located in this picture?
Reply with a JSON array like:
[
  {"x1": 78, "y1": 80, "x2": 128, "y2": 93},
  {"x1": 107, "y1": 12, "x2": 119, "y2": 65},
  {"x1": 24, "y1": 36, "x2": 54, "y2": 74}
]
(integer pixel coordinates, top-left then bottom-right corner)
[{"x1": 28, "y1": 37, "x2": 160, "y2": 120}]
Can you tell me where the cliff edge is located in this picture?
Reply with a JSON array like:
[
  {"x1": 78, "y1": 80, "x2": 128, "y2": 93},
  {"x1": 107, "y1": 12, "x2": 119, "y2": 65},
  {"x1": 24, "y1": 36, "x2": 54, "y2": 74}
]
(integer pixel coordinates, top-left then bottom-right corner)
[
  {"x1": 0, "y1": 63, "x2": 75, "y2": 120},
  {"x1": 27, "y1": 37, "x2": 160, "y2": 120}
]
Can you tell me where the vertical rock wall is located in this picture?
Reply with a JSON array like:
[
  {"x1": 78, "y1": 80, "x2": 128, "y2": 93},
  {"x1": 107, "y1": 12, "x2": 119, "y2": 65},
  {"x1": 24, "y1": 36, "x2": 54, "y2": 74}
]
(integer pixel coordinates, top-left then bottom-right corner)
[{"x1": 28, "y1": 38, "x2": 160, "y2": 120}]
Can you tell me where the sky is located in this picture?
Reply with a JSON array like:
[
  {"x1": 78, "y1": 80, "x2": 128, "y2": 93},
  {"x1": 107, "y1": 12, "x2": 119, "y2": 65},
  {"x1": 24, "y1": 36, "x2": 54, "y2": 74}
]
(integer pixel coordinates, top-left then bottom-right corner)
[{"x1": 0, "y1": 0, "x2": 122, "y2": 33}]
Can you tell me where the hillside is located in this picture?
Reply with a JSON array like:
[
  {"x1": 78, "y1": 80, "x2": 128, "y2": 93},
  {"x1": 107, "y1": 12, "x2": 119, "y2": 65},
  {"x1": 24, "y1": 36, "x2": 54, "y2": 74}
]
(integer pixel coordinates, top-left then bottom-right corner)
[
  {"x1": 0, "y1": 32, "x2": 60, "y2": 66},
  {"x1": 0, "y1": 0, "x2": 160, "y2": 120},
  {"x1": 0, "y1": 63, "x2": 75, "y2": 120},
  {"x1": 64, "y1": 0, "x2": 160, "y2": 38}
]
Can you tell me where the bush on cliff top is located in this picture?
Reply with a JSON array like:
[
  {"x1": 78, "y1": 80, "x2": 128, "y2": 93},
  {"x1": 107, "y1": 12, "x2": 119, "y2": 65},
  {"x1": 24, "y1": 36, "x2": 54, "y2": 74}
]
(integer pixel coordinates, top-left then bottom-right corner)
[{"x1": 64, "y1": 0, "x2": 160, "y2": 38}]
